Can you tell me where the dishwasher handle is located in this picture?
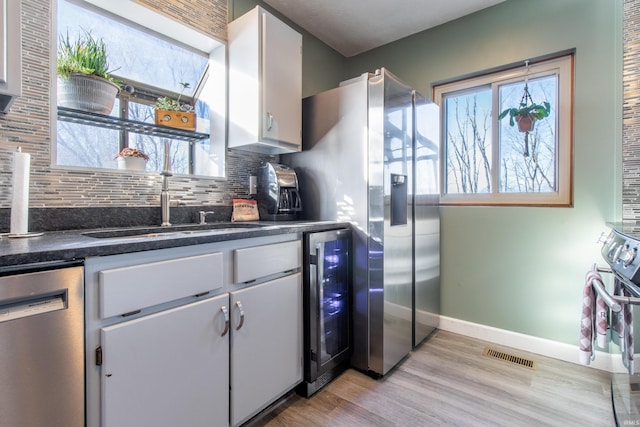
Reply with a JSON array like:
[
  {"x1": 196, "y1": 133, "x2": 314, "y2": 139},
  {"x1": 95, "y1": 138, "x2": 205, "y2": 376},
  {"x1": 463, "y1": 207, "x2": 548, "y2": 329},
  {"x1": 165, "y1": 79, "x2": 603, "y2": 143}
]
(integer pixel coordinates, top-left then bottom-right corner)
[{"x1": 0, "y1": 290, "x2": 67, "y2": 323}]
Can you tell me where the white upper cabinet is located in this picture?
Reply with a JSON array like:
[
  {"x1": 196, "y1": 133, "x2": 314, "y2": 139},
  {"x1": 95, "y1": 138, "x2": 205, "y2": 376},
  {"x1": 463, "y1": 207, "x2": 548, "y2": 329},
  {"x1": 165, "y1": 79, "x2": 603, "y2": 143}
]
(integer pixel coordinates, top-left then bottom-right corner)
[
  {"x1": 0, "y1": 0, "x2": 21, "y2": 112},
  {"x1": 228, "y1": 6, "x2": 302, "y2": 154}
]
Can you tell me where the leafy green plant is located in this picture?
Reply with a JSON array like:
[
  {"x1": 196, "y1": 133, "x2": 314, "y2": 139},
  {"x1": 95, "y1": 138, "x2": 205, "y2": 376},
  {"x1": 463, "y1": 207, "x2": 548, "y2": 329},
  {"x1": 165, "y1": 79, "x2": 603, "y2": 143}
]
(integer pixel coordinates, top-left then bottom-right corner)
[
  {"x1": 153, "y1": 82, "x2": 194, "y2": 112},
  {"x1": 57, "y1": 29, "x2": 120, "y2": 84},
  {"x1": 498, "y1": 101, "x2": 551, "y2": 127},
  {"x1": 153, "y1": 97, "x2": 183, "y2": 111}
]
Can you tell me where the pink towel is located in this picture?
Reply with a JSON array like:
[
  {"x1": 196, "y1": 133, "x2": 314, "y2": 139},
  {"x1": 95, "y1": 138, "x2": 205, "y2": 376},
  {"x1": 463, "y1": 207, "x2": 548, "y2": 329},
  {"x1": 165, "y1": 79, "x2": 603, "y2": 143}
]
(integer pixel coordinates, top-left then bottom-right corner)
[
  {"x1": 579, "y1": 270, "x2": 608, "y2": 365},
  {"x1": 615, "y1": 278, "x2": 635, "y2": 375}
]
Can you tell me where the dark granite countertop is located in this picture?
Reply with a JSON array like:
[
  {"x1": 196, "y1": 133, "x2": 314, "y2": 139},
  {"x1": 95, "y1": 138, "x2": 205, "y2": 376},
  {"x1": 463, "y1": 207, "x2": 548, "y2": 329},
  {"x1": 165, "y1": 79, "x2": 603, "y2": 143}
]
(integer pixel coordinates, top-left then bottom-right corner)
[{"x1": 0, "y1": 221, "x2": 349, "y2": 272}]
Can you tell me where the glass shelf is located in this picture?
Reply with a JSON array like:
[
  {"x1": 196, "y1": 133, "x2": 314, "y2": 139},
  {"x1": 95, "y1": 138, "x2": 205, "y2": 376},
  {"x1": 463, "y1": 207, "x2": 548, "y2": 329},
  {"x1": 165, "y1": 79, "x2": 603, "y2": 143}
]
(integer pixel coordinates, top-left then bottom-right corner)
[{"x1": 57, "y1": 107, "x2": 210, "y2": 142}]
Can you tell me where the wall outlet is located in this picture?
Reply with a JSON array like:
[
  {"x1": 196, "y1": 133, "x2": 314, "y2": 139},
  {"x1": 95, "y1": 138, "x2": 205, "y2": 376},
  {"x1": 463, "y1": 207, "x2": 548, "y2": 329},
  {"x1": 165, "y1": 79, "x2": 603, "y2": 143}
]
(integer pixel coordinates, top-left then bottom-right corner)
[{"x1": 249, "y1": 175, "x2": 257, "y2": 195}]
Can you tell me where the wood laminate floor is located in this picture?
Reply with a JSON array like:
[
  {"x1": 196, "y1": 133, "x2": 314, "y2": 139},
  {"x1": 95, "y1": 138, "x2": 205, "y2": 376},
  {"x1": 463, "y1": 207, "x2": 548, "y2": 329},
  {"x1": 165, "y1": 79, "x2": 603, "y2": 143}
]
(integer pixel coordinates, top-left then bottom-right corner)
[{"x1": 251, "y1": 330, "x2": 614, "y2": 426}]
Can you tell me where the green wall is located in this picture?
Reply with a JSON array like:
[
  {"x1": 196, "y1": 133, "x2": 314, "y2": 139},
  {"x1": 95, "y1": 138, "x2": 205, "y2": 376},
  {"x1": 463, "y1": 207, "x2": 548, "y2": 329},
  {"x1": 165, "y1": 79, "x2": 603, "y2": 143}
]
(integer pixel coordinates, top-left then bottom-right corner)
[
  {"x1": 230, "y1": 0, "x2": 623, "y2": 346},
  {"x1": 346, "y1": 0, "x2": 623, "y2": 346}
]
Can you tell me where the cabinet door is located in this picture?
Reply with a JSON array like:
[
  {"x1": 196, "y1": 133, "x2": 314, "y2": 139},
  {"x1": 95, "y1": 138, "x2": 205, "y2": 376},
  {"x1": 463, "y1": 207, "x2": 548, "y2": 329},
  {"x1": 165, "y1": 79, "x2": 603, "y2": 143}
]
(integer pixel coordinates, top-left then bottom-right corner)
[
  {"x1": 230, "y1": 273, "x2": 302, "y2": 426},
  {"x1": 261, "y1": 10, "x2": 302, "y2": 149},
  {"x1": 0, "y1": 0, "x2": 21, "y2": 112},
  {"x1": 100, "y1": 294, "x2": 230, "y2": 427}
]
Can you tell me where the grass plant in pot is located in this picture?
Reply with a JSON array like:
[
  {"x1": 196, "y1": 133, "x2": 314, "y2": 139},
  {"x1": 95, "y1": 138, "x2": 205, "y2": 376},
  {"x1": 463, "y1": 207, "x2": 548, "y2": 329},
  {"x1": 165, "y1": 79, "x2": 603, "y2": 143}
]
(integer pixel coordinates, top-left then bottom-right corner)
[
  {"x1": 57, "y1": 30, "x2": 121, "y2": 114},
  {"x1": 153, "y1": 82, "x2": 196, "y2": 131},
  {"x1": 115, "y1": 147, "x2": 149, "y2": 171}
]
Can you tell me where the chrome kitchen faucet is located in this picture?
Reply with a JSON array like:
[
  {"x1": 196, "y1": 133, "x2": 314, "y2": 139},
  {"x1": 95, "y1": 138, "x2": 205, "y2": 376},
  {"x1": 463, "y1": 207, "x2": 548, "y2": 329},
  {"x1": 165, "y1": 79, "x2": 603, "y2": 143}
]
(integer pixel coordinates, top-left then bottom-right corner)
[
  {"x1": 199, "y1": 211, "x2": 216, "y2": 224},
  {"x1": 161, "y1": 140, "x2": 172, "y2": 227}
]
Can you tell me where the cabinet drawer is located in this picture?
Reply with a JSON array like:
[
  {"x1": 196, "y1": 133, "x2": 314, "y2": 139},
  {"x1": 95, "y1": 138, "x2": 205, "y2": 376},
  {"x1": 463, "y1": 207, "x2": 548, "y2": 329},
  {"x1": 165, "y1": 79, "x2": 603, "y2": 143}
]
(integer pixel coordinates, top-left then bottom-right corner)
[
  {"x1": 234, "y1": 240, "x2": 301, "y2": 283},
  {"x1": 99, "y1": 253, "x2": 223, "y2": 318}
]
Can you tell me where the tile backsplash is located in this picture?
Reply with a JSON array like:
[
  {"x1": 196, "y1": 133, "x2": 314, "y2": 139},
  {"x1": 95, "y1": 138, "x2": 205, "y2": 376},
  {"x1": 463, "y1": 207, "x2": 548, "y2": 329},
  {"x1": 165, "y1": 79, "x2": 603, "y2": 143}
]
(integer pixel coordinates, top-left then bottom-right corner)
[
  {"x1": 133, "y1": 0, "x2": 227, "y2": 41},
  {"x1": 624, "y1": 0, "x2": 640, "y2": 221},
  {"x1": 0, "y1": 0, "x2": 272, "y2": 220}
]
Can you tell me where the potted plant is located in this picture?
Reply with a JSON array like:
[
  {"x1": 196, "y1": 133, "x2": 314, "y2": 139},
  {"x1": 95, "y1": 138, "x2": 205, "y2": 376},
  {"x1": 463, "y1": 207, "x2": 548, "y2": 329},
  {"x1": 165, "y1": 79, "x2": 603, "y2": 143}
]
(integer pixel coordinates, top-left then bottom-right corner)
[
  {"x1": 499, "y1": 95, "x2": 550, "y2": 157},
  {"x1": 115, "y1": 147, "x2": 149, "y2": 171},
  {"x1": 153, "y1": 82, "x2": 197, "y2": 131},
  {"x1": 57, "y1": 30, "x2": 121, "y2": 114},
  {"x1": 498, "y1": 101, "x2": 551, "y2": 133}
]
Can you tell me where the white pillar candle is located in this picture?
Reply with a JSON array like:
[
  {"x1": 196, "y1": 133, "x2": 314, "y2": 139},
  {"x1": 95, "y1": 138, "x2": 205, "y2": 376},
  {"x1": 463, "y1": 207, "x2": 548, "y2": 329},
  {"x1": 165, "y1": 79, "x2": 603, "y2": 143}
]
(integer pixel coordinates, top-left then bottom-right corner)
[{"x1": 10, "y1": 147, "x2": 30, "y2": 235}]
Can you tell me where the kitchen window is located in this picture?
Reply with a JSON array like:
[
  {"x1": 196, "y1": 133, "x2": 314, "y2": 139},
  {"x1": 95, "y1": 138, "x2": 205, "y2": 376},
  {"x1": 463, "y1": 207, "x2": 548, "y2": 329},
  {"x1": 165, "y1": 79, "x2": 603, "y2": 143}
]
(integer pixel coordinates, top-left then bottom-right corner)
[
  {"x1": 55, "y1": 0, "x2": 226, "y2": 177},
  {"x1": 433, "y1": 54, "x2": 573, "y2": 206}
]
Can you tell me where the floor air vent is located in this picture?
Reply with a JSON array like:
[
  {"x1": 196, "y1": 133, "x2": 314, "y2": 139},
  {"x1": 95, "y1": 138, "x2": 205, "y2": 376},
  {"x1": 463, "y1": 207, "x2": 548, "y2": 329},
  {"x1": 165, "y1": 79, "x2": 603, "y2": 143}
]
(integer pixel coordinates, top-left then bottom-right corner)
[{"x1": 482, "y1": 347, "x2": 537, "y2": 370}]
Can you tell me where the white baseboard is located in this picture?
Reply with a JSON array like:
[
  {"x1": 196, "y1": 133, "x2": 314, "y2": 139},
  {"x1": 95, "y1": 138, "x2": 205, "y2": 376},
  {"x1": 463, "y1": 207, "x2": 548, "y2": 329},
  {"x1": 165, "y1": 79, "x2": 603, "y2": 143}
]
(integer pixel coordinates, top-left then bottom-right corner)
[{"x1": 438, "y1": 315, "x2": 620, "y2": 373}]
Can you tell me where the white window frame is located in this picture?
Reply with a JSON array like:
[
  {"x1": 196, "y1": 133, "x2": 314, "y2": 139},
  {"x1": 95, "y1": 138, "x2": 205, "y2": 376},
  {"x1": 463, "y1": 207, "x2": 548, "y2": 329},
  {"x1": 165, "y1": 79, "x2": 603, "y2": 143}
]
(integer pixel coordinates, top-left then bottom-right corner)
[{"x1": 433, "y1": 54, "x2": 574, "y2": 206}]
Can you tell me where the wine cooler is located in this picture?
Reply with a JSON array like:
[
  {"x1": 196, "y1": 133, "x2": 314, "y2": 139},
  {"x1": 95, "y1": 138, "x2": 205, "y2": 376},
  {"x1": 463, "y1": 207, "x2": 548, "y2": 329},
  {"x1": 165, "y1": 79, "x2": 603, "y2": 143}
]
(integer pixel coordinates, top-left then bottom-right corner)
[{"x1": 298, "y1": 228, "x2": 352, "y2": 397}]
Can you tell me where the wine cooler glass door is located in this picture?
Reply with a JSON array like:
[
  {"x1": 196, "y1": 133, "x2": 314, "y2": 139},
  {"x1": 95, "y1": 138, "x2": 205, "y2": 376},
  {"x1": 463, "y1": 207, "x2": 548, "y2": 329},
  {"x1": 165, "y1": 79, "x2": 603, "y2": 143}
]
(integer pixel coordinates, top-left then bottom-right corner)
[{"x1": 307, "y1": 229, "x2": 351, "y2": 385}]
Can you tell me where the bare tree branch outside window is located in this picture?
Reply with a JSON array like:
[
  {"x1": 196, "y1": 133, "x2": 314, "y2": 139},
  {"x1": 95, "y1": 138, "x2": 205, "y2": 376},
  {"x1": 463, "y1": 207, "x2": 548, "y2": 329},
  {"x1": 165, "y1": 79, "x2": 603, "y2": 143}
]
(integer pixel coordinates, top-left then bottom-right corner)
[
  {"x1": 443, "y1": 75, "x2": 557, "y2": 196},
  {"x1": 444, "y1": 89, "x2": 491, "y2": 194},
  {"x1": 499, "y1": 75, "x2": 557, "y2": 193}
]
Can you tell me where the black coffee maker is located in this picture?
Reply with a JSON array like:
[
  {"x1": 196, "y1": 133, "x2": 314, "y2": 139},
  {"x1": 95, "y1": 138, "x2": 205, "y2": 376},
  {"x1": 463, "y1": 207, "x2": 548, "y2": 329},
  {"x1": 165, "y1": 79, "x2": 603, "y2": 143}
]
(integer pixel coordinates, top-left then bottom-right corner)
[{"x1": 256, "y1": 162, "x2": 302, "y2": 221}]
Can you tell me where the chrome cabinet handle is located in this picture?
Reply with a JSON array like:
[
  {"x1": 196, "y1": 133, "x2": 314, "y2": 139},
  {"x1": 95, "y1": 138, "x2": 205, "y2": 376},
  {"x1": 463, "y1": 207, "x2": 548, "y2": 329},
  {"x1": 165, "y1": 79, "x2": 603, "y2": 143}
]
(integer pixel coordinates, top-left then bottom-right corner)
[
  {"x1": 220, "y1": 305, "x2": 230, "y2": 337},
  {"x1": 266, "y1": 112, "x2": 273, "y2": 131},
  {"x1": 235, "y1": 301, "x2": 245, "y2": 330}
]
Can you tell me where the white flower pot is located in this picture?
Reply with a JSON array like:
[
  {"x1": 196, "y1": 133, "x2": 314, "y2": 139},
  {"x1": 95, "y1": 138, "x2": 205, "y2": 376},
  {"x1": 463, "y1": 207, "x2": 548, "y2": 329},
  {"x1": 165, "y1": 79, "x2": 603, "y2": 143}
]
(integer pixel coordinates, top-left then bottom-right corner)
[{"x1": 117, "y1": 157, "x2": 147, "y2": 171}]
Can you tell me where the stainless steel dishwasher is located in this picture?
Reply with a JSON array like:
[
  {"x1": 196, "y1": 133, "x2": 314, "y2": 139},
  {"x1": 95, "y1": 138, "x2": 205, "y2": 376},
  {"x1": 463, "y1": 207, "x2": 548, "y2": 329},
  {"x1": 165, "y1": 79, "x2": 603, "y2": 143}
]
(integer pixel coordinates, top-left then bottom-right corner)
[{"x1": 0, "y1": 262, "x2": 84, "y2": 427}]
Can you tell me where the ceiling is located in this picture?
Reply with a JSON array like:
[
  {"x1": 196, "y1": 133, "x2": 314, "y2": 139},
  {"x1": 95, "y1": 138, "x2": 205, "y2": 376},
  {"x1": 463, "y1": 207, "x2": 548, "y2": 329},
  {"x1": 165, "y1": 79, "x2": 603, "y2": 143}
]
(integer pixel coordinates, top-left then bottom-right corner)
[{"x1": 264, "y1": 0, "x2": 507, "y2": 57}]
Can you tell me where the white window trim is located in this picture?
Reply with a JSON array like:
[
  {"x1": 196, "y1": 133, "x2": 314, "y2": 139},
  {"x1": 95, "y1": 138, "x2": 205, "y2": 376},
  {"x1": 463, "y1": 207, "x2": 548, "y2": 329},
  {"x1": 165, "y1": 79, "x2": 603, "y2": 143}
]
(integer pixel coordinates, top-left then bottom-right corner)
[{"x1": 433, "y1": 55, "x2": 574, "y2": 206}]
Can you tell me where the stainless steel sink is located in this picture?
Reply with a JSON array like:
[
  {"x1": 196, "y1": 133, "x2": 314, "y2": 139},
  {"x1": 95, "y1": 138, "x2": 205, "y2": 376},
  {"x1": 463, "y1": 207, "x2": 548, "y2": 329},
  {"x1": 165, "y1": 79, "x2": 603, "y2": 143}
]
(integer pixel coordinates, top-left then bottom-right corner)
[
  {"x1": 180, "y1": 228, "x2": 247, "y2": 234},
  {"x1": 82, "y1": 222, "x2": 266, "y2": 239}
]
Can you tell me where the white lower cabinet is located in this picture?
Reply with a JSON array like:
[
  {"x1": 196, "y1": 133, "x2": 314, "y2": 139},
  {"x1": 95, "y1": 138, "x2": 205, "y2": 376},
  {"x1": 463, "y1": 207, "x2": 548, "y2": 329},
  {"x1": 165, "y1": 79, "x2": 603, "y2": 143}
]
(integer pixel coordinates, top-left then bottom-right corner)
[
  {"x1": 230, "y1": 273, "x2": 303, "y2": 426},
  {"x1": 85, "y1": 235, "x2": 303, "y2": 427},
  {"x1": 100, "y1": 294, "x2": 230, "y2": 427}
]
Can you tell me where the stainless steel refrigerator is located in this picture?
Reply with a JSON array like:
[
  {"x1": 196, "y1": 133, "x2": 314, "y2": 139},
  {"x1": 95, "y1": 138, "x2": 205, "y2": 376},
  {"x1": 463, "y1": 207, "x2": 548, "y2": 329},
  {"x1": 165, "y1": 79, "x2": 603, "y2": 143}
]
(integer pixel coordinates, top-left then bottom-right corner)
[
  {"x1": 283, "y1": 68, "x2": 440, "y2": 376},
  {"x1": 412, "y1": 91, "x2": 441, "y2": 347}
]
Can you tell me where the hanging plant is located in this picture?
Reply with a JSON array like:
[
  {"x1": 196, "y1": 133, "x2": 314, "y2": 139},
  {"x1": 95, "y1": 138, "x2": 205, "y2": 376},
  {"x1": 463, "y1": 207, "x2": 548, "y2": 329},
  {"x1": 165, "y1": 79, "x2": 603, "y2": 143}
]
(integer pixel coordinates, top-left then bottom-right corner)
[
  {"x1": 498, "y1": 100, "x2": 551, "y2": 131},
  {"x1": 498, "y1": 83, "x2": 551, "y2": 157}
]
